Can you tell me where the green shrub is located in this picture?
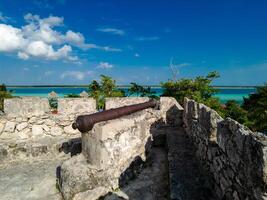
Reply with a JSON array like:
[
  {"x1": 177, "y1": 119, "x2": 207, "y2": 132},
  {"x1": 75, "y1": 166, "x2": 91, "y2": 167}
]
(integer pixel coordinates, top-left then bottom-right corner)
[
  {"x1": 242, "y1": 85, "x2": 267, "y2": 132},
  {"x1": 0, "y1": 84, "x2": 12, "y2": 111},
  {"x1": 161, "y1": 71, "x2": 221, "y2": 113},
  {"x1": 48, "y1": 97, "x2": 58, "y2": 110},
  {"x1": 65, "y1": 94, "x2": 80, "y2": 98},
  {"x1": 128, "y1": 82, "x2": 158, "y2": 99},
  {"x1": 224, "y1": 100, "x2": 249, "y2": 126},
  {"x1": 88, "y1": 75, "x2": 125, "y2": 110}
]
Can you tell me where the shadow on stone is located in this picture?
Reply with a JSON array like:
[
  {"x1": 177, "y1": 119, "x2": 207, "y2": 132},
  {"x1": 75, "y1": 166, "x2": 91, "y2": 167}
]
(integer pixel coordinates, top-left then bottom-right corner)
[{"x1": 59, "y1": 137, "x2": 82, "y2": 157}]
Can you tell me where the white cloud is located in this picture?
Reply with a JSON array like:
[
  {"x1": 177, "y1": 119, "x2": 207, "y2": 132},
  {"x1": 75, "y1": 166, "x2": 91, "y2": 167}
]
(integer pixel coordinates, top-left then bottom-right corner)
[
  {"x1": 18, "y1": 52, "x2": 29, "y2": 60},
  {"x1": 23, "y1": 67, "x2": 29, "y2": 71},
  {"x1": 0, "y1": 24, "x2": 26, "y2": 52},
  {"x1": 134, "y1": 53, "x2": 140, "y2": 57},
  {"x1": 0, "y1": 13, "x2": 121, "y2": 61},
  {"x1": 97, "y1": 28, "x2": 125, "y2": 36},
  {"x1": 97, "y1": 62, "x2": 114, "y2": 69},
  {"x1": 60, "y1": 71, "x2": 93, "y2": 80},
  {"x1": 177, "y1": 63, "x2": 191, "y2": 67},
  {"x1": 135, "y1": 36, "x2": 160, "y2": 41},
  {"x1": 0, "y1": 12, "x2": 10, "y2": 23},
  {"x1": 65, "y1": 30, "x2": 85, "y2": 45}
]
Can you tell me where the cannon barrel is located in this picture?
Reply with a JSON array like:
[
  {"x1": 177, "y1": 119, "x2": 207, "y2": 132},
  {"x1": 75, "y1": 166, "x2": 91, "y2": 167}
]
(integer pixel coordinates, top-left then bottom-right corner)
[{"x1": 72, "y1": 99, "x2": 158, "y2": 133}]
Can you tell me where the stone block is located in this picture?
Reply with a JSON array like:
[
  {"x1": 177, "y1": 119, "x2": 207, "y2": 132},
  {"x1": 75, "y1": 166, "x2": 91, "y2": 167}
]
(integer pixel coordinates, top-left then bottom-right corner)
[
  {"x1": 32, "y1": 125, "x2": 43, "y2": 137},
  {"x1": 16, "y1": 122, "x2": 28, "y2": 131},
  {"x1": 58, "y1": 98, "x2": 96, "y2": 115},
  {"x1": 105, "y1": 97, "x2": 149, "y2": 109},
  {"x1": 4, "y1": 97, "x2": 50, "y2": 117},
  {"x1": 4, "y1": 121, "x2": 16, "y2": 133}
]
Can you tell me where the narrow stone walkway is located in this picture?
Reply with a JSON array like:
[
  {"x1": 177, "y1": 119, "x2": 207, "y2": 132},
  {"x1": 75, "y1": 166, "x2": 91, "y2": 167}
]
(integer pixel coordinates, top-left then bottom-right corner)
[{"x1": 167, "y1": 127, "x2": 214, "y2": 200}]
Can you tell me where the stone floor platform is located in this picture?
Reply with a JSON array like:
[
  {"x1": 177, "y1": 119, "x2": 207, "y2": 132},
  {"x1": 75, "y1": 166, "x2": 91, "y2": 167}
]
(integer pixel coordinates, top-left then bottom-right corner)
[{"x1": 0, "y1": 158, "x2": 66, "y2": 200}]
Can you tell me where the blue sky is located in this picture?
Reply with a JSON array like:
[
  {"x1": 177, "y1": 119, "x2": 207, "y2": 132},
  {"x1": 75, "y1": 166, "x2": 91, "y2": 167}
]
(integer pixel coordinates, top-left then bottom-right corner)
[{"x1": 0, "y1": 0, "x2": 266, "y2": 85}]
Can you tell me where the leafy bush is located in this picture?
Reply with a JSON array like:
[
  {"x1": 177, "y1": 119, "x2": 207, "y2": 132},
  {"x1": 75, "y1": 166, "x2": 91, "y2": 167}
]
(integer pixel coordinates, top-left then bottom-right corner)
[
  {"x1": 48, "y1": 97, "x2": 58, "y2": 110},
  {"x1": 161, "y1": 71, "x2": 219, "y2": 104},
  {"x1": 128, "y1": 82, "x2": 158, "y2": 99},
  {"x1": 65, "y1": 93, "x2": 80, "y2": 98},
  {"x1": 0, "y1": 84, "x2": 12, "y2": 111},
  {"x1": 224, "y1": 100, "x2": 249, "y2": 126},
  {"x1": 242, "y1": 85, "x2": 267, "y2": 132},
  {"x1": 88, "y1": 75, "x2": 125, "y2": 110},
  {"x1": 161, "y1": 71, "x2": 222, "y2": 114}
]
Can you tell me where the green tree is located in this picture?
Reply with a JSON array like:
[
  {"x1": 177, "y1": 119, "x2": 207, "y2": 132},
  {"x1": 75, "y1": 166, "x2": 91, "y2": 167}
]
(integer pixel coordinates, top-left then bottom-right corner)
[
  {"x1": 161, "y1": 71, "x2": 219, "y2": 103},
  {"x1": 128, "y1": 82, "x2": 157, "y2": 98},
  {"x1": 0, "y1": 84, "x2": 12, "y2": 111},
  {"x1": 224, "y1": 100, "x2": 249, "y2": 125},
  {"x1": 88, "y1": 75, "x2": 125, "y2": 110},
  {"x1": 242, "y1": 85, "x2": 267, "y2": 132}
]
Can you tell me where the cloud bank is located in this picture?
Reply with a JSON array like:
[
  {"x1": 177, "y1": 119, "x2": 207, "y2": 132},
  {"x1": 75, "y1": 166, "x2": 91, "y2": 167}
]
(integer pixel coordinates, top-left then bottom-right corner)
[{"x1": 0, "y1": 13, "x2": 121, "y2": 61}]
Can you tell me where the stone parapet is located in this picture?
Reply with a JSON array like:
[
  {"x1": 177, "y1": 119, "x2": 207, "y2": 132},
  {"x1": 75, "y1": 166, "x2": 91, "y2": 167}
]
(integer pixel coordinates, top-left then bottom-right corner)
[
  {"x1": 183, "y1": 97, "x2": 267, "y2": 200},
  {"x1": 4, "y1": 97, "x2": 50, "y2": 117}
]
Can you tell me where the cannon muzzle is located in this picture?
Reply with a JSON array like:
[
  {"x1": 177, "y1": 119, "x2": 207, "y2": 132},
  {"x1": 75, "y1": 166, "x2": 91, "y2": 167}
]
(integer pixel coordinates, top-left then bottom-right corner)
[{"x1": 72, "y1": 99, "x2": 159, "y2": 133}]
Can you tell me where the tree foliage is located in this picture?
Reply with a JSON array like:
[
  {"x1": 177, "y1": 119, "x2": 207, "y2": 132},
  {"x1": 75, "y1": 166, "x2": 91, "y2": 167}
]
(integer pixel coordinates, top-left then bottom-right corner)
[
  {"x1": 128, "y1": 82, "x2": 158, "y2": 99},
  {"x1": 88, "y1": 75, "x2": 125, "y2": 110},
  {"x1": 242, "y1": 85, "x2": 267, "y2": 132},
  {"x1": 161, "y1": 71, "x2": 219, "y2": 103},
  {"x1": 224, "y1": 100, "x2": 250, "y2": 126},
  {"x1": 161, "y1": 71, "x2": 224, "y2": 114},
  {"x1": 0, "y1": 84, "x2": 12, "y2": 111}
]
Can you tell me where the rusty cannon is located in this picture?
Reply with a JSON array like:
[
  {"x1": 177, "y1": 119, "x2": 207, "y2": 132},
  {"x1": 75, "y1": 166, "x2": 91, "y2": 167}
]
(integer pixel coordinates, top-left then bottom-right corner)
[{"x1": 72, "y1": 99, "x2": 159, "y2": 133}]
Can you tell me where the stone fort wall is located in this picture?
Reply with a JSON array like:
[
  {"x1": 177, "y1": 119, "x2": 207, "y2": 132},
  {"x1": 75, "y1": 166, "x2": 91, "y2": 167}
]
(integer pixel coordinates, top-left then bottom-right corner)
[
  {"x1": 0, "y1": 96, "x2": 182, "y2": 162},
  {"x1": 0, "y1": 97, "x2": 96, "y2": 162},
  {"x1": 183, "y1": 97, "x2": 267, "y2": 200}
]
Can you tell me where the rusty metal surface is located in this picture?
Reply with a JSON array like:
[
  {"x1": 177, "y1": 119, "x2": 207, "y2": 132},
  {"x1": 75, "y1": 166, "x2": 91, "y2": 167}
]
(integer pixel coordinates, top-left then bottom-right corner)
[{"x1": 72, "y1": 99, "x2": 158, "y2": 133}]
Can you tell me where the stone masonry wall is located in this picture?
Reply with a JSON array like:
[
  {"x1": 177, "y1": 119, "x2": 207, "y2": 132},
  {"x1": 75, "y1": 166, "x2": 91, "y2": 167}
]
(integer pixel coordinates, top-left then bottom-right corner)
[
  {"x1": 59, "y1": 97, "x2": 184, "y2": 200},
  {"x1": 0, "y1": 97, "x2": 96, "y2": 162},
  {"x1": 183, "y1": 97, "x2": 267, "y2": 200}
]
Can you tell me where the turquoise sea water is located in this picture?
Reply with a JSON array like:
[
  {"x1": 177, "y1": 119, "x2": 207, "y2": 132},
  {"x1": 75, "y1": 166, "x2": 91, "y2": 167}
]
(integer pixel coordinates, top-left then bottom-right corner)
[{"x1": 7, "y1": 87, "x2": 256, "y2": 104}]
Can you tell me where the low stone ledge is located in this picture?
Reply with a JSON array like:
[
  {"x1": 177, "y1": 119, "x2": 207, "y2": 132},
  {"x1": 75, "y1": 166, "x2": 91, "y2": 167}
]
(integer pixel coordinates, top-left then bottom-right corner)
[
  {"x1": 4, "y1": 97, "x2": 50, "y2": 117},
  {"x1": 57, "y1": 98, "x2": 96, "y2": 115}
]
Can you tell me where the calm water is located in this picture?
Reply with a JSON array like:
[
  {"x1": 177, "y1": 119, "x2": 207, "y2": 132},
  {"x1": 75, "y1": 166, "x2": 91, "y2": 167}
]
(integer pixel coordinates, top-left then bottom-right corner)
[{"x1": 7, "y1": 87, "x2": 256, "y2": 104}]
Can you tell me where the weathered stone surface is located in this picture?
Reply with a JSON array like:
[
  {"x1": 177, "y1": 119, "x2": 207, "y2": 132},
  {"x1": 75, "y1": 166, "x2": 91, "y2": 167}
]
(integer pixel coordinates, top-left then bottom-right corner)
[
  {"x1": 105, "y1": 97, "x2": 150, "y2": 109},
  {"x1": 4, "y1": 121, "x2": 16, "y2": 132},
  {"x1": 63, "y1": 125, "x2": 79, "y2": 135},
  {"x1": 0, "y1": 159, "x2": 66, "y2": 200},
  {"x1": 4, "y1": 97, "x2": 50, "y2": 117},
  {"x1": 57, "y1": 98, "x2": 96, "y2": 115},
  {"x1": 16, "y1": 122, "x2": 28, "y2": 131},
  {"x1": 42, "y1": 124, "x2": 50, "y2": 132},
  {"x1": 18, "y1": 128, "x2": 31, "y2": 139},
  {"x1": 160, "y1": 97, "x2": 184, "y2": 126},
  {"x1": 183, "y1": 97, "x2": 267, "y2": 200},
  {"x1": 59, "y1": 107, "x2": 163, "y2": 199},
  {"x1": 50, "y1": 127, "x2": 63, "y2": 136},
  {"x1": 82, "y1": 110, "x2": 153, "y2": 170},
  {"x1": 0, "y1": 123, "x2": 4, "y2": 134},
  {"x1": 32, "y1": 125, "x2": 43, "y2": 137},
  {"x1": 73, "y1": 186, "x2": 109, "y2": 200}
]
